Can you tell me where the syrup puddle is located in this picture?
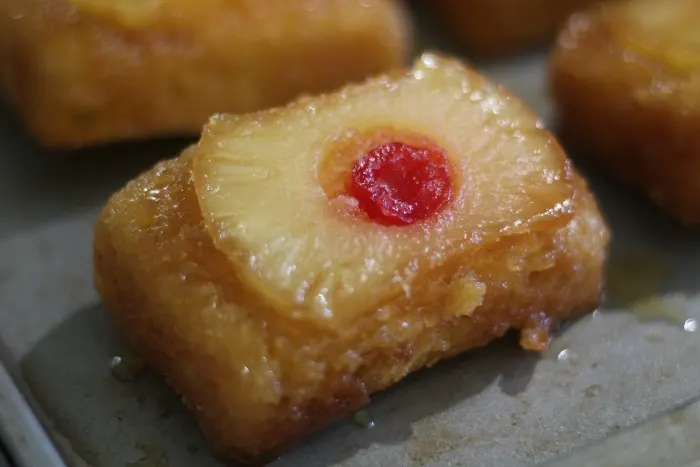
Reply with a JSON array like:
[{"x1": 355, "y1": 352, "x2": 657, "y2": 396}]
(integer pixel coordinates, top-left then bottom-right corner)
[
  {"x1": 110, "y1": 354, "x2": 145, "y2": 382},
  {"x1": 352, "y1": 410, "x2": 375, "y2": 429}
]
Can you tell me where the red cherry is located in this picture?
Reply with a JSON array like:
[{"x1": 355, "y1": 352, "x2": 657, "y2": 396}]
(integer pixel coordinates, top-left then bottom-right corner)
[{"x1": 348, "y1": 142, "x2": 453, "y2": 226}]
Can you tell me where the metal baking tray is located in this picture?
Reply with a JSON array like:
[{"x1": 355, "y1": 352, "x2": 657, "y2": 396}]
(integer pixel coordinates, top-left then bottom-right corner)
[{"x1": 2, "y1": 8, "x2": 700, "y2": 467}]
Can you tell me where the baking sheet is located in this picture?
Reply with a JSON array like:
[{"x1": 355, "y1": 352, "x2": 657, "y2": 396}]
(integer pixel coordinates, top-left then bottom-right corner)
[
  {"x1": 546, "y1": 396, "x2": 700, "y2": 467},
  {"x1": 2, "y1": 9, "x2": 700, "y2": 467},
  {"x1": 0, "y1": 445, "x2": 11, "y2": 467}
]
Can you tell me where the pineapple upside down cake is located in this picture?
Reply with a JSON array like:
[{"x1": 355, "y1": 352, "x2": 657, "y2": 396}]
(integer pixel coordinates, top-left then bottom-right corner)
[
  {"x1": 0, "y1": 0, "x2": 410, "y2": 149},
  {"x1": 429, "y1": 0, "x2": 614, "y2": 58},
  {"x1": 550, "y1": 0, "x2": 700, "y2": 224},
  {"x1": 94, "y1": 54, "x2": 610, "y2": 464}
]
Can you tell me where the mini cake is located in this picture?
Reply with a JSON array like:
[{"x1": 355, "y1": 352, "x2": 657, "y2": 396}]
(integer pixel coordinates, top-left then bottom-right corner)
[
  {"x1": 550, "y1": 0, "x2": 700, "y2": 224},
  {"x1": 430, "y1": 0, "x2": 611, "y2": 58},
  {"x1": 0, "y1": 0, "x2": 410, "y2": 148},
  {"x1": 94, "y1": 54, "x2": 610, "y2": 464}
]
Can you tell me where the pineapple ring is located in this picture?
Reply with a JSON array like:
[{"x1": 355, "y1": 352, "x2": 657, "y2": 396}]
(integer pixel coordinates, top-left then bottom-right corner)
[
  {"x1": 193, "y1": 54, "x2": 575, "y2": 329},
  {"x1": 614, "y1": 0, "x2": 700, "y2": 71}
]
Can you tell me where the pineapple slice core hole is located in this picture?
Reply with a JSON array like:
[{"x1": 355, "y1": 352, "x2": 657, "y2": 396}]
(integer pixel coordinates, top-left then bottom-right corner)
[
  {"x1": 349, "y1": 142, "x2": 452, "y2": 226},
  {"x1": 319, "y1": 128, "x2": 454, "y2": 226}
]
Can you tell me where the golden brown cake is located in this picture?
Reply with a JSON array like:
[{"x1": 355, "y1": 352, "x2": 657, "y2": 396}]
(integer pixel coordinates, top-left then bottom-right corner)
[
  {"x1": 94, "y1": 54, "x2": 609, "y2": 464},
  {"x1": 0, "y1": 0, "x2": 411, "y2": 149},
  {"x1": 430, "y1": 0, "x2": 611, "y2": 58},
  {"x1": 550, "y1": 0, "x2": 700, "y2": 224}
]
